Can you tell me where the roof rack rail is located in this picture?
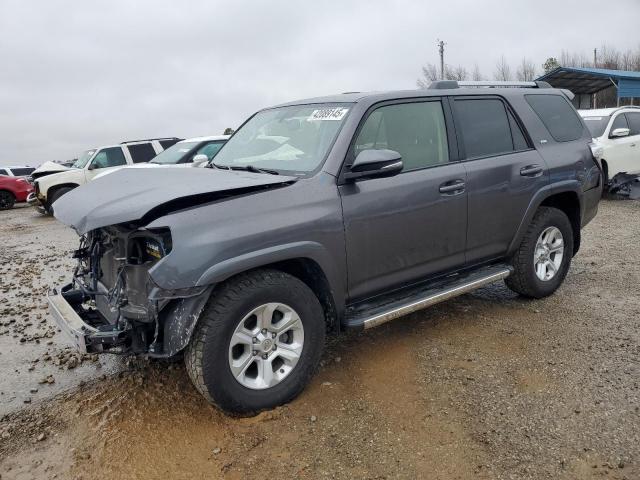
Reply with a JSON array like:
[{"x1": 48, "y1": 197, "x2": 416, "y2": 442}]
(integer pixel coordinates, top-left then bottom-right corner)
[
  {"x1": 429, "y1": 80, "x2": 552, "y2": 90},
  {"x1": 120, "y1": 137, "x2": 181, "y2": 144}
]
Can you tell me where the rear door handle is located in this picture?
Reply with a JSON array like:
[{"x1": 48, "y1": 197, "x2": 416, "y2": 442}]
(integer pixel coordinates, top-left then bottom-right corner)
[
  {"x1": 439, "y1": 179, "x2": 465, "y2": 195},
  {"x1": 520, "y1": 164, "x2": 544, "y2": 177}
]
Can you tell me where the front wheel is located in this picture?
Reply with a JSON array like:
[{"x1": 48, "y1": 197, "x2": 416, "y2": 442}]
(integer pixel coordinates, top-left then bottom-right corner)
[
  {"x1": 505, "y1": 207, "x2": 574, "y2": 298},
  {"x1": 185, "y1": 269, "x2": 326, "y2": 415},
  {"x1": 0, "y1": 191, "x2": 16, "y2": 210}
]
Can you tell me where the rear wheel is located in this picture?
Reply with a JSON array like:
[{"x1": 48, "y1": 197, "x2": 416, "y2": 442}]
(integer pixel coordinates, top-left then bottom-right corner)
[
  {"x1": 505, "y1": 207, "x2": 573, "y2": 298},
  {"x1": 0, "y1": 191, "x2": 15, "y2": 210},
  {"x1": 185, "y1": 269, "x2": 325, "y2": 414}
]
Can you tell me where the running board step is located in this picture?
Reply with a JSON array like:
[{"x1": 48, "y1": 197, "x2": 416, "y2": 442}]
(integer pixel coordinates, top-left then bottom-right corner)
[{"x1": 344, "y1": 264, "x2": 513, "y2": 330}]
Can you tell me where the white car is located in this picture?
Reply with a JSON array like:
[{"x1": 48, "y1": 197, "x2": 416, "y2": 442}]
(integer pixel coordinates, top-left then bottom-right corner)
[
  {"x1": 579, "y1": 107, "x2": 640, "y2": 186},
  {"x1": 0, "y1": 166, "x2": 36, "y2": 178},
  {"x1": 91, "y1": 135, "x2": 230, "y2": 180},
  {"x1": 31, "y1": 138, "x2": 180, "y2": 213}
]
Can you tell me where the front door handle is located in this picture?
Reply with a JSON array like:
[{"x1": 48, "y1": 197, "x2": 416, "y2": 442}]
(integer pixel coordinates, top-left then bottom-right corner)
[
  {"x1": 439, "y1": 179, "x2": 465, "y2": 195},
  {"x1": 520, "y1": 164, "x2": 544, "y2": 177}
]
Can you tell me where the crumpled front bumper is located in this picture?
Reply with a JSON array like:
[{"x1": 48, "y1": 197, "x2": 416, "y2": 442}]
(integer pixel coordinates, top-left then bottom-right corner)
[
  {"x1": 47, "y1": 285, "x2": 98, "y2": 353},
  {"x1": 47, "y1": 284, "x2": 128, "y2": 353}
]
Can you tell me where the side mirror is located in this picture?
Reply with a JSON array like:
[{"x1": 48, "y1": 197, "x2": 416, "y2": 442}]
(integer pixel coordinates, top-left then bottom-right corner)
[
  {"x1": 610, "y1": 127, "x2": 630, "y2": 138},
  {"x1": 344, "y1": 149, "x2": 403, "y2": 182},
  {"x1": 191, "y1": 154, "x2": 209, "y2": 166}
]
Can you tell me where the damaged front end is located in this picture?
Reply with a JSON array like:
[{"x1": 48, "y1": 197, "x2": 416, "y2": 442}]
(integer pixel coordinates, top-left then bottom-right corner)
[{"x1": 48, "y1": 226, "x2": 212, "y2": 357}]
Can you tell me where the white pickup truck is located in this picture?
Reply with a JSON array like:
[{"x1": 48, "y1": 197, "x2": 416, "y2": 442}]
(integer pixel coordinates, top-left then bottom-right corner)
[{"x1": 30, "y1": 138, "x2": 180, "y2": 213}]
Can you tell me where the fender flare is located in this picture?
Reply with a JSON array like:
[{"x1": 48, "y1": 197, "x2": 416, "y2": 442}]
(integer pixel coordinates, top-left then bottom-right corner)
[
  {"x1": 159, "y1": 241, "x2": 345, "y2": 357},
  {"x1": 196, "y1": 241, "x2": 344, "y2": 306},
  {"x1": 506, "y1": 181, "x2": 583, "y2": 257}
]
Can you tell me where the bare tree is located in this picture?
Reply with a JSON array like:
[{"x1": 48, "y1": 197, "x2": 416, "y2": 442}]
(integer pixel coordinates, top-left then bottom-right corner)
[
  {"x1": 417, "y1": 63, "x2": 439, "y2": 88},
  {"x1": 560, "y1": 49, "x2": 591, "y2": 68},
  {"x1": 445, "y1": 65, "x2": 468, "y2": 81},
  {"x1": 493, "y1": 55, "x2": 512, "y2": 81},
  {"x1": 516, "y1": 58, "x2": 536, "y2": 81},
  {"x1": 471, "y1": 64, "x2": 483, "y2": 81},
  {"x1": 598, "y1": 45, "x2": 621, "y2": 69}
]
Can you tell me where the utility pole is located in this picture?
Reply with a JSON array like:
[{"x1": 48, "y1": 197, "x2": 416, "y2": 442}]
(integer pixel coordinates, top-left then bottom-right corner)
[
  {"x1": 592, "y1": 48, "x2": 598, "y2": 109},
  {"x1": 437, "y1": 39, "x2": 445, "y2": 80}
]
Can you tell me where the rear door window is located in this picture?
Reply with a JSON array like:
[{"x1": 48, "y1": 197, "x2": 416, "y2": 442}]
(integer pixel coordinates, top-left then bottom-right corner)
[
  {"x1": 525, "y1": 94, "x2": 584, "y2": 142},
  {"x1": 91, "y1": 147, "x2": 127, "y2": 169},
  {"x1": 196, "y1": 141, "x2": 226, "y2": 160},
  {"x1": 128, "y1": 143, "x2": 157, "y2": 163},
  {"x1": 626, "y1": 112, "x2": 640, "y2": 136},
  {"x1": 353, "y1": 101, "x2": 449, "y2": 171},
  {"x1": 453, "y1": 98, "x2": 515, "y2": 158},
  {"x1": 11, "y1": 167, "x2": 35, "y2": 176},
  {"x1": 0, "y1": 169, "x2": 8, "y2": 176}
]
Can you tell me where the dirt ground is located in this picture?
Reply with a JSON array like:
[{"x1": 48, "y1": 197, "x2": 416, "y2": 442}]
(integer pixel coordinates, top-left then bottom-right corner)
[{"x1": 0, "y1": 199, "x2": 639, "y2": 480}]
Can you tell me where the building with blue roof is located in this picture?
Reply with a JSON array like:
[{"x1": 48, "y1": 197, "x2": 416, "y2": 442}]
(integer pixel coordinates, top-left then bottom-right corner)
[{"x1": 537, "y1": 67, "x2": 640, "y2": 109}]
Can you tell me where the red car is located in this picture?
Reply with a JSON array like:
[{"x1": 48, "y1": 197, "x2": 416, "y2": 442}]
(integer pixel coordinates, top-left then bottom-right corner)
[{"x1": 0, "y1": 175, "x2": 34, "y2": 210}]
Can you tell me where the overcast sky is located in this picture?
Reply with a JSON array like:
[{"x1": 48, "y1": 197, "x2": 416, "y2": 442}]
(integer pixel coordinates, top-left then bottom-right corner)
[{"x1": 1, "y1": 0, "x2": 639, "y2": 167}]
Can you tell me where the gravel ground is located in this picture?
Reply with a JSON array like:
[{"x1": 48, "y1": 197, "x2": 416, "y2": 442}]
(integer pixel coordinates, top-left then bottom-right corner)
[{"x1": 0, "y1": 199, "x2": 638, "y2": 480}]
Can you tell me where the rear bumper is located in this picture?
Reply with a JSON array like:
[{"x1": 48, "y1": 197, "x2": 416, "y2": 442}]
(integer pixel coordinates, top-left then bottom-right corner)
[
  {"x1": 14, "y1": 188, "x2": 33, "y2": 202},
  {"x1": 582, "y1": 182, "x2": 602, "y2": 228}
]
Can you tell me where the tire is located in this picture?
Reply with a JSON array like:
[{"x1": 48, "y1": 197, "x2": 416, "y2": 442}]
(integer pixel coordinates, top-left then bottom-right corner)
[
  {"x1": 0, "y1": 191, "x2": 15, "y2": 210},
  {"x1": 505, "y1": 207, "x2": 574, "y2": 299},
  {"x1": 185, "y1": 269, "x2": 326, "y2": 415},
  {"x1": 48, "y1": 187, "x2": 73, "y2": 214}
]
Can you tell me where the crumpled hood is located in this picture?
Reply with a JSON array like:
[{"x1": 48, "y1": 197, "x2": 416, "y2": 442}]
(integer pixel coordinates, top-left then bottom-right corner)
[
  {"x1": 32, "y1": 161, "x2": 73, "y2": 179},
  {"x1": 53, "y1": 167, "x2": 296, "y2": 234}
]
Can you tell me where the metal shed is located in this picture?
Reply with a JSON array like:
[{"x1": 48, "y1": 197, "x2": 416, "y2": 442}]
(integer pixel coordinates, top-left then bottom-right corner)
[{"x1": 536, "y1": 67, "x2": 640, "y2": 108}]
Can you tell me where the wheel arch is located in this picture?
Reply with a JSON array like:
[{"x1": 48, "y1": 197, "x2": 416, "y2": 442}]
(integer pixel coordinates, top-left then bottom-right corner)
[
  {"x1": 508, "y1": 183, "x2": 583, "y2": 257},
  {"x1": 160, "y1": 256, "x2": 340, "y2": 358},
  {"x1": 47, "y1": 183, "x2": 79, "y2": 202},
  {"x1": 194, "y1": 241, "x2": 344, "y2": 318}
]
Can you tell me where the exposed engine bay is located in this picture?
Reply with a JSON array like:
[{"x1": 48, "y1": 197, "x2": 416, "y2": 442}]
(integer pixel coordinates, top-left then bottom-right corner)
[{"x1": 60, "y1": 226, "x2": 211, "y2": 357}]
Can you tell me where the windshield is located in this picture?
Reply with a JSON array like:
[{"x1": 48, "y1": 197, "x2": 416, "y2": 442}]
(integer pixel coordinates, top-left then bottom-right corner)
[
  {"x1": 73, "y1": 149, "x2": 96, "y2": 169},
  {"x1": 582, "y1": 116, "x2": 610, "y2": 138},
  {"x1": 150, "y1": 141, "x2": 199, "y2": 164},
  {"x1": 213, "y1": 104, "x2": 351, "y2": 174}
]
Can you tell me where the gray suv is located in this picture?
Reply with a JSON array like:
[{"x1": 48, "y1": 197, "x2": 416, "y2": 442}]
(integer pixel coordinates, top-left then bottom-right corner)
[{"x1": 49, "y1": 81, "x2": 602, "y2": 414}]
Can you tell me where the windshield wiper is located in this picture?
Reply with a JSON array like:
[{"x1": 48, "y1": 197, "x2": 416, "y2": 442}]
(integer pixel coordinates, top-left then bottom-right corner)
[{"x1": 211, "y1": 163, "x2": 279, "y2": 175}]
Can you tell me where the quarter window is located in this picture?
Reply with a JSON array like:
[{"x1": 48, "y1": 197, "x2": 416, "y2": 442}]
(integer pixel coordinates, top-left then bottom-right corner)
[
  {"x1": 128, "y1": 143, "x2": 157, "y2": 163},
  {"x1": 454, "y1": 99, "x2": 515, "y2": 158},
  {"x1": 160, "y1": 139, "x2": 180, "y2": 149},
  {"x1": 626, "y1": 112, "x2": 640, "y2": 136},
  {"x1": 525, "y1": 94, "x2": 584, "y2": 142},
  {"x1": 91, "y1": 147, "x2": 127, "y2": 169},
  {"x1": 353, "y1": 101, "x2": 449, "y2": 171}
]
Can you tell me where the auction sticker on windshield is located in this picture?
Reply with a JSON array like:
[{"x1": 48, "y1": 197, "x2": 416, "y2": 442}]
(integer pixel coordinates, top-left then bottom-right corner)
[{"x1": 307, "y1": 107, "x2": 349, "y2": 121}]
